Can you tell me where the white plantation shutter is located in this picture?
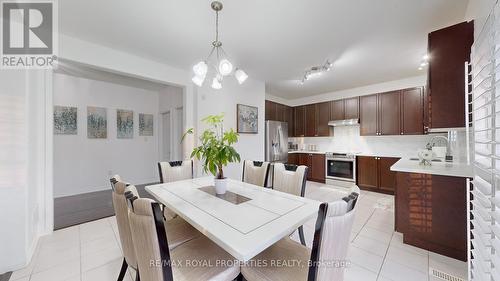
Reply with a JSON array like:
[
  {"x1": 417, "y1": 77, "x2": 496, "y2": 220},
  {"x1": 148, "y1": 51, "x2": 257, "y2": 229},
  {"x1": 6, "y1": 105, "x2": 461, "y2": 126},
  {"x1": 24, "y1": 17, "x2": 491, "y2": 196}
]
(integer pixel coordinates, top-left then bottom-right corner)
[{"x1": 470, "y1": 1, "x2": 500, "y2": 280}]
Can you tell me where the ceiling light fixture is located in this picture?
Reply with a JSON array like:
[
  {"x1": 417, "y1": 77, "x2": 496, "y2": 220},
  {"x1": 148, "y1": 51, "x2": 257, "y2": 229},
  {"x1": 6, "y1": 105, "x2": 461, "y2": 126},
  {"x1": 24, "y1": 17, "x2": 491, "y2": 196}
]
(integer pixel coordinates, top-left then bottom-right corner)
[
  {"x1": 191, "y1": 1, "x2": 248, "y2": 89},
  {"x1": 418, "y1": 54, "x2": 430, "y2": 70},
  {"x1": 300, "y1": 60, "x2": 332, "y2": 84}
]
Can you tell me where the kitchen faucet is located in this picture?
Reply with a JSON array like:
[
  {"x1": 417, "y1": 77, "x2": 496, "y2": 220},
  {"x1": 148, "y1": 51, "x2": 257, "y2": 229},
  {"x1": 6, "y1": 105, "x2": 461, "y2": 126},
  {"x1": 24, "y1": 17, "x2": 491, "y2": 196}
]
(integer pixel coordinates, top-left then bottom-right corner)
[{"x1": 426, "y1": 135, "x2": 452, "y2": 162}]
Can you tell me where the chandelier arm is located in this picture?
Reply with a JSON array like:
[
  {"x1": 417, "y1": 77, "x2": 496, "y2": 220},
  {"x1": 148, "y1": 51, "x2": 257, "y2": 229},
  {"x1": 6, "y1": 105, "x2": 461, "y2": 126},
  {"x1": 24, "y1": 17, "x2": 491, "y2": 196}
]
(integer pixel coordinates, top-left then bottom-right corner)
[{"x1": 206, "y1": 46, "x2": 216, "y2": 62}]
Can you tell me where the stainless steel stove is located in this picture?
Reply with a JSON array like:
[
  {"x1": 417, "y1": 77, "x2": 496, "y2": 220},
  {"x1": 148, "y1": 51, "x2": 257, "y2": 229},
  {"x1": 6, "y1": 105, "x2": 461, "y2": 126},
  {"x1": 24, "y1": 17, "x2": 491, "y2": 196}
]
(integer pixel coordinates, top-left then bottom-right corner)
[{"x1": 325, "y1": 152, "x2": 356, "y2": 186}]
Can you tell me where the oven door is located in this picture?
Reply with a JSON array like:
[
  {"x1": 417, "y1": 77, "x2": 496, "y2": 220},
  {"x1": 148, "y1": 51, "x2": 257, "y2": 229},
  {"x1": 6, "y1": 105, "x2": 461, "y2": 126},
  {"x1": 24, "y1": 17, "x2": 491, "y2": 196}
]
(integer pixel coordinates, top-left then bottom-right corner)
[{"x1": 326, "y1": 158, "x2": 355, "y2": 182}]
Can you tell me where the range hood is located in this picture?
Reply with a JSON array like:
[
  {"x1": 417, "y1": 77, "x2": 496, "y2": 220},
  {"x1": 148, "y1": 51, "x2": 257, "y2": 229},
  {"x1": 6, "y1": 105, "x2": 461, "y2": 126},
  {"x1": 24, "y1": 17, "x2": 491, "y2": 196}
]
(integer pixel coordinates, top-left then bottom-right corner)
[{"x1": 328, "y1": 119, "x2": 359, "y2": 127}]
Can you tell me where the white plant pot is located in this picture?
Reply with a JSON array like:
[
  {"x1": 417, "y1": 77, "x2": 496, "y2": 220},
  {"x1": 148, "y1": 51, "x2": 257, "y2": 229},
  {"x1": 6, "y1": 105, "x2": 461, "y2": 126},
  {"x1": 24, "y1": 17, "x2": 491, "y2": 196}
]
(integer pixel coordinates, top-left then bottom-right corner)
[{"x1": 214, "y1": 177, "x2": 227, "y2": 194}]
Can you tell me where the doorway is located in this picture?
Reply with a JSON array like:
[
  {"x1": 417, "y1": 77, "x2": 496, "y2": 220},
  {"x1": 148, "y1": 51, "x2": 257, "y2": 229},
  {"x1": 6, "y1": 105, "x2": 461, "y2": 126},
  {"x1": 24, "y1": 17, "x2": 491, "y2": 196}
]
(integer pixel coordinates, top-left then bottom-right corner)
[{"x1": 162, "y1": 111, "x2": 172, "y2": 161}]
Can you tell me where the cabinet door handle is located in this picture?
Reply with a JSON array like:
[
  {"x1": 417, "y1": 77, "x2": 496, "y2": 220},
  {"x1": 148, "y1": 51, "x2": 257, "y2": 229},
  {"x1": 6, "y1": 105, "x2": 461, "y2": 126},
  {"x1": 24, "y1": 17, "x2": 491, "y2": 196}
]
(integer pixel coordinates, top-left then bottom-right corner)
[{"x1": 400, "y1": 132, "x2": 404, "y2": 135}]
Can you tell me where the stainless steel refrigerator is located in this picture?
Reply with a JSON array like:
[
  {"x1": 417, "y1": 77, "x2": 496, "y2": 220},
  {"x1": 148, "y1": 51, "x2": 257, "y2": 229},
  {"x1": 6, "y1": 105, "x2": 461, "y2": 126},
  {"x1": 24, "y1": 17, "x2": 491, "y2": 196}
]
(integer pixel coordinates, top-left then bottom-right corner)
[{"x1": 265, "y1": 120, "x2": 288, "y2": 163}]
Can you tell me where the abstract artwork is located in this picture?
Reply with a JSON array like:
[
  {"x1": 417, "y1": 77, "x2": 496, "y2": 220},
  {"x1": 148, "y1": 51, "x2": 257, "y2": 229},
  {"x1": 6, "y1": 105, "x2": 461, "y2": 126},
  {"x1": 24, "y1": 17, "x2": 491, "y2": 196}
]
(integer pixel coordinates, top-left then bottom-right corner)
[
  {"x1": 237, "y1": 104, "x2": 258, "y2": 134},
  {"x1": 117, "y1": 109, "x2": 134, "y2": 139},
  {"x1": 139, "y1": 113, "x2": 153, "y2": 136},
  {"x1": 54, "y1": 106, "x2": 77, "y2": 135},
  {"x1": 87, "y1": 107, "x2": 107, "y2": 139}
]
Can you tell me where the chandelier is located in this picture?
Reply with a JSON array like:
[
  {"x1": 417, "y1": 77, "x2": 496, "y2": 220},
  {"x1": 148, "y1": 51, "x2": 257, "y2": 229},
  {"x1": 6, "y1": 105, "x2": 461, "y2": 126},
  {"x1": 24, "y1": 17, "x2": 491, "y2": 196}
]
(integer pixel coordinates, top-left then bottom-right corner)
[{"x1": 192, "y1": 1, "x2": 248, "y2": 89}]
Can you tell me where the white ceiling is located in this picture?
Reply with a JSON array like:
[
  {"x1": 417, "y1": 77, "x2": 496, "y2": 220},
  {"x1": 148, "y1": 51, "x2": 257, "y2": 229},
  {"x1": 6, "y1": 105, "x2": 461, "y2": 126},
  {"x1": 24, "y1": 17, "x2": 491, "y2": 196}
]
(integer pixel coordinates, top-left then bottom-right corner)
[{"x1": 59, "y1": 0, "x2": 469, "y2": 99}]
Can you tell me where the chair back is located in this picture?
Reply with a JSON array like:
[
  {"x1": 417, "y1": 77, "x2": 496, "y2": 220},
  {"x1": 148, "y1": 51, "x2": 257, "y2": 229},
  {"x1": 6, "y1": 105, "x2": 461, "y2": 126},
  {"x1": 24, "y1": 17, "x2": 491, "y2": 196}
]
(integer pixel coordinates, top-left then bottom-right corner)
[
  {"x1": 309, "y1": 185, "x2": 360, "y2": 281},
  {"x1": 128, "y1": 197, "x2": 173, "y2": 281},
  {"x1": 272, "y1": 163, "x2": 308, "y2": 197},
  {"x1": 242, "y1": 160, "x2": 270, "y2": 187},
  {"x1": 158, "y1": 160, "x2": 193, "y2": 183},
  {"x1": 110, "y1": 176, "x2": 139, "y2": 269}
]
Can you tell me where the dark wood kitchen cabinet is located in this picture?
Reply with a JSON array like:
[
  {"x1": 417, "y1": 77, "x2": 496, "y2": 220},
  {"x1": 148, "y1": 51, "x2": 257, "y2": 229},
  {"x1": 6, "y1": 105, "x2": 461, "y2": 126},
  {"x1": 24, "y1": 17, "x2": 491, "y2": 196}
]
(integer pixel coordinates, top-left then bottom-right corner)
[
  {"x1": 287, "y1": 153, "x2": 298, "y2": 165},
  {"x1": 330, "y1": 100, "x2": 345, "y2": 121},
  {"x1": 427, "y1": 21, "x2": 473, "y2": 129},
  {"x1": 265, "y1": 100, "x2": 276, "y2": 121},
  {"x1": 288, "y1": 153, "x2": 325, "y2": 183},
  {"x1": 294, "y1": 106, "x2": 305, "y2": 137},
  {"x1": 330, "y1": 97, "x2": 359, "y2": 121},
  {"x1": 360, "y1": 88, "x2": 424, "y2": 136},
  {"x1": 344, "y1": 97, "x2": 359, "y2": 119},
  {"x1": 402, "y1": 87, "x2": 425, "y2": 135},
  {"x1": 357, "y1": 156, "x2": 399, "y2": 194},
  {"x1": 317, "y1": 102, "x2": 331, "y2": 137},
  {"x1": 359, "y1": 94, "x2": 379, "y2": 136},
  {"x1": 395, "y1": 172, "x2": 467, "y2": 261},
  {"x1": 275, "y1": 103, "x2": 286, "y2": 122},
  {"x1": 378, "y1": 91, "x2": 401, "y2": 135},
  {"x1": 265, "y1": 100, "x2": 288, "y2": 122},
  {"x1": 285, "y1": 106, "x2": 294, "y2": 137},
  {"x1": 305, "y1": 104, "x2": 317, "y2": 137},
  {"x1": 311, "y1": 154, "x2": 326, "y2": 182},
  {"x1": 378, "y1": 157, "x2": 400, "y2": 192}
]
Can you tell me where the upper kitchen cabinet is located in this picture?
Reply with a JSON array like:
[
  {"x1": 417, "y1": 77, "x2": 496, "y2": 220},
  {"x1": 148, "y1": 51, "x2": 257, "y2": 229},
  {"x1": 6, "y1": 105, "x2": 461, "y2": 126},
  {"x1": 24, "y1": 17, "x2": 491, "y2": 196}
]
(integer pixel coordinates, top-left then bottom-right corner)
[
  {"x1": 265, "y1": 100, "x2": 276, "y2": 121},
  {"x1": 294, "y1": 105, "x2": 306, "y2": 137},
  {"x1": 330, "y1": 100, "x2": 345, "y2": 121},
  {"x1": 317, "y1": 102, "x2": 331, "y2": 137},
  {"x1": 360, "y1": 94, "x2": 378, "y2": 136},
  {"x1": 305, "y1": 104, "x2": 318, "y2": 137},
  {"x1": 265, "y1": 100, "x2": 290, "y2": 122},
  {"x1": 401, "y1": 87, "x2": 425, "y2": 134},
  {"x1": 378, "y1": 91, "x2": 401, "y2": 135},
  {"x1": 427, "y1": 21, "x2": 473, "y2": 130},
  {"x1": 330, "y1": 97, "x2": 359, "y2": 121},
  {"x1": 344, "y1": 97, "x2": 359, "y2": 119},
  {"x1": 285, "y1": 106, "x2": 294, "y2": 137},
  {"x1": 360, "y1": 88, "x2": 425, "y2": 136}
]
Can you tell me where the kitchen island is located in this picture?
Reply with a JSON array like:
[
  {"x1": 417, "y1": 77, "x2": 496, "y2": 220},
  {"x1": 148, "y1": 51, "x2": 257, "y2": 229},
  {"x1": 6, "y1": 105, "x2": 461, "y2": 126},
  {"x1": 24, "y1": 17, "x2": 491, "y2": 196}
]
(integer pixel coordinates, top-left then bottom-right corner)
[{"x1": 391, "y1": 159, "x2": 472, "y2": 261}]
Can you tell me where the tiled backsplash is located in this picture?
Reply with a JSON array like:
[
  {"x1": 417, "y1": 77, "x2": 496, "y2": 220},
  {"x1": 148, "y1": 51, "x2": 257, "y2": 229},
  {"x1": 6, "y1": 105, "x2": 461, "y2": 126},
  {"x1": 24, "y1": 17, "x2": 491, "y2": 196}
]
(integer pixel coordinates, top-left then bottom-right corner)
[{"x1": 289, "y1": 126, "x2": 468, "y2": 162}]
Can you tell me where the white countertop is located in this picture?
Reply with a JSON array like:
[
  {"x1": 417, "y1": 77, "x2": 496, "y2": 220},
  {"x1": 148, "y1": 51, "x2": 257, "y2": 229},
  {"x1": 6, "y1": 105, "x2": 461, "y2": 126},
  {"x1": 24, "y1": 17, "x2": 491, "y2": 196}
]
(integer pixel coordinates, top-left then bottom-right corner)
[
  {"x1": 146, "y1": 177, "x2": 320, "y2": 261},
  {"x1": 288, "y1": 150, "x2": 325, "y2": 154},
  {"x1": 390, "y1": 158, "x2": 473, "y2": 178}
]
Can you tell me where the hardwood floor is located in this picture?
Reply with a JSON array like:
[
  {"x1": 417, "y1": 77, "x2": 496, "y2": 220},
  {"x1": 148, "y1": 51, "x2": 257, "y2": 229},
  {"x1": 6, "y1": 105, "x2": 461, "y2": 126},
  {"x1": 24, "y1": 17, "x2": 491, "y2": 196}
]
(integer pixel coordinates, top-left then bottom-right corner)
[
  {"x1": 54, "y1": 182, "x2": 158, "y2": 230},
  {"x1": 0, "y1": 272, "x2": 11, "y2": 281}
]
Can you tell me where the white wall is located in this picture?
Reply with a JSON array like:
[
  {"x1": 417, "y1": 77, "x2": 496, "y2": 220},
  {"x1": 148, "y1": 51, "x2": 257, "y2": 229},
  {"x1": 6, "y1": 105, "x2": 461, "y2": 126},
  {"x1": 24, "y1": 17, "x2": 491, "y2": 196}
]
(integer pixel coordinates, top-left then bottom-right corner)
[
  {"x1": 0, "y1": 69, "x2": 49, "y2": 274},
  {"x1": 466, "y1": 0, "x2": 497, "y2": 38},
  {"x1": 196, "y1": 78, "x2": 266, "y2": 180},
  {"x1": 266, "y1": 75, "x2": 426, "y2": 106},
  {"x1": 53, "y1": 72, "x2": 180, "y2": 197}
]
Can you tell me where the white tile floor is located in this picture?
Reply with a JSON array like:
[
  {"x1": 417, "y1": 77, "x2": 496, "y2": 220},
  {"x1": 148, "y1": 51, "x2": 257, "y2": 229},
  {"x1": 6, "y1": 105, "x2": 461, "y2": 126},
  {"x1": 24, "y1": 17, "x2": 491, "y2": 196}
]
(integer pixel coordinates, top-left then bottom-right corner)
[{"x1": 9, "y1": 181, "x2": 468, "y2": 281}]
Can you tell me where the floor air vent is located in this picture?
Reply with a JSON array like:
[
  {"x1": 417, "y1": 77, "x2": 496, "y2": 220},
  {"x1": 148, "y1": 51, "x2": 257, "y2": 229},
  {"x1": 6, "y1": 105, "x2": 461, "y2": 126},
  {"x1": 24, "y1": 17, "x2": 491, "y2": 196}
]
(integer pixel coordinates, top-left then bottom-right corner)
[{"x1": 430, "y1": 268, "x2": 465, "y2": 281}]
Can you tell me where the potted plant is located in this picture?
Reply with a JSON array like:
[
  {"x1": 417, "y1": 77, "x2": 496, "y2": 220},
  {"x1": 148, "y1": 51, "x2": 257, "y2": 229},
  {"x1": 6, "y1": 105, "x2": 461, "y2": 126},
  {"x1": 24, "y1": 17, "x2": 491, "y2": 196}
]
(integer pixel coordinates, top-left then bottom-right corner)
[{"x1": 184, "y1": 114, "x2": 240, "y2": 194}]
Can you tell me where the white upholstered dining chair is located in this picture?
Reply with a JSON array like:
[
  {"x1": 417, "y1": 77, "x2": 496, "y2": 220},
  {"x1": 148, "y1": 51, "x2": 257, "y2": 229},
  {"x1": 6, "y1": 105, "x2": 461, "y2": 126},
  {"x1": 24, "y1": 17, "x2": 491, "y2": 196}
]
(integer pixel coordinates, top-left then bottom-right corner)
[
  {"x1": 272, "y1": 163, "x2": 308, "y2": 197},
  {"x1": 272, "y1": 163, "x2": 309, "y2": 244},
  {"x1": 127, "y1": 197, "x2": 241, "y2": 281},
  {"x1": 157, "y1": 160, "x2": 194, "y2": 220},
  {"x1": 158, "y1": 160, "x2": 193, "y2": 183},
  {"x1": 242, "y1": 160, "x2": 271, "y2": 187},
  {"x1": 241, "y1": 186, "x2": 360, "y2": 281},
  {"x1": 110, "y1": 176, "x2": 200, "y2": 281}
]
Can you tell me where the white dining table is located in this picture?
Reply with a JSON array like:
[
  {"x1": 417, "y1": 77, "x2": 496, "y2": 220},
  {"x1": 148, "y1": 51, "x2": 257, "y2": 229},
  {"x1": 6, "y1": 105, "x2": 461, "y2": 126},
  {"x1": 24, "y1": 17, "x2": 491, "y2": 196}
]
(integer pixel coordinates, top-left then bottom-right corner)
[{"x1": 146, "y1": 177, "x2": 321, "y2": 262}]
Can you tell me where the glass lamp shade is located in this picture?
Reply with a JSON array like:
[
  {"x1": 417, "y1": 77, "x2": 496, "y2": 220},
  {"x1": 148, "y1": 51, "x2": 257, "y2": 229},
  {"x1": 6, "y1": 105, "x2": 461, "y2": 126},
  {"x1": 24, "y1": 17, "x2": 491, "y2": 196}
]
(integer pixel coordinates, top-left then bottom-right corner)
[
  {"x1": 218, "y1": 59, "x2": 233, "y2": 76},
  {"x1": 211, "y1": 76, "x2": 222, "y2": 90},
  {"x1": 234, "y1": 69, "x2": 248, "y2": 84},
  {"x1": 193, "y1": 61, "x2": 208, "y2": 77},
  {"x1": 192, "y1": 75, "x2": 205, "y2": 87}
]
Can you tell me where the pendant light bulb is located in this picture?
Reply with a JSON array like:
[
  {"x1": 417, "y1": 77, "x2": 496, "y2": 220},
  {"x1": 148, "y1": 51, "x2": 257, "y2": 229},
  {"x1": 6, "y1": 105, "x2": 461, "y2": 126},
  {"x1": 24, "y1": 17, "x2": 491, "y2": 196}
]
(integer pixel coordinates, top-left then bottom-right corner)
[
  {"x1": 218, "y1": 59, "x2": 233, "y2": 76},
  {"x1": 192, "y1": 75, "x2": 205, "y2": 87},
  {"x1": 193, "y1": 61, "x2": 208, "y2": 77},
  {"x1": 234, "y1": 69, "x2": 248, "y2": 84},
  {"x1": 211, "y1": 75, "x2": 222, "y2": 90}
]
